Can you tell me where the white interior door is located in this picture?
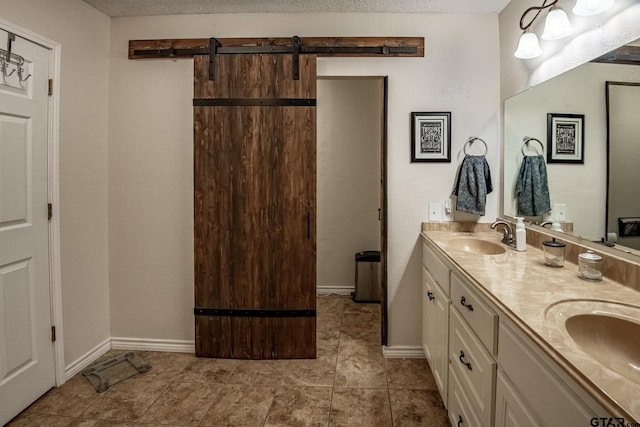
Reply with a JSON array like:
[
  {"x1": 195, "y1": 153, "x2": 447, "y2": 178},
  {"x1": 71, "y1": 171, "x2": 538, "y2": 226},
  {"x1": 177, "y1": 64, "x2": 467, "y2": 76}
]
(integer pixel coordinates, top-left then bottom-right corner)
[{"x1": 0, "y1": 30, "x2": 54, "y2": 425}]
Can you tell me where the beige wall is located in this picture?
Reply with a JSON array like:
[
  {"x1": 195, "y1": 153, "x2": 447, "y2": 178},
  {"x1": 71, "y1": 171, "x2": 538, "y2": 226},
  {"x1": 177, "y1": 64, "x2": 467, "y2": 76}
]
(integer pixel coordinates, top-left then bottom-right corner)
[
  {"x1": 108, "y1": 13, "x2": 501, "y2": 348},
  {"x1": 317, "y1": 78, "x2": 382, "y2": 292},
  {"x1": 0, "y1": 0, "x2": 111, "y2": 366},
  {"x1": 499, "y1": 0, "x2": 640, "y2": 100}
]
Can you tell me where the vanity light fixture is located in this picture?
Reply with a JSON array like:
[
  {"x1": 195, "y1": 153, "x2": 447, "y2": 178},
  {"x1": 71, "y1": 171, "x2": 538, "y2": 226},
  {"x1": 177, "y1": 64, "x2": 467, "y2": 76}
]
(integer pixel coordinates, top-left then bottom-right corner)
[
  {"x1": 514, "y1": 29, "x2": 543, "y2": 59},
  {"x1": 541, "y1": 4, "x2": 574, "y2": 40},
  {"x1": 514, "y1": 0, "x2": 615, "y2": 59},
  {"x1": 573, "y1": 0, "x2": 615, "y2": 16}
]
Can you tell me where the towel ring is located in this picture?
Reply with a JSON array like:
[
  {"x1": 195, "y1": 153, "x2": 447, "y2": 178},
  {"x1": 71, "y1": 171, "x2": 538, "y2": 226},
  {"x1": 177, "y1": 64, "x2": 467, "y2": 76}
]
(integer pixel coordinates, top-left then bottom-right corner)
[
  {"x1": 521, "y1": 137, "x2": 544, "y2": 156},
  {"x1": 463, "y1": 137, "x2": 488, "y2": 156}
]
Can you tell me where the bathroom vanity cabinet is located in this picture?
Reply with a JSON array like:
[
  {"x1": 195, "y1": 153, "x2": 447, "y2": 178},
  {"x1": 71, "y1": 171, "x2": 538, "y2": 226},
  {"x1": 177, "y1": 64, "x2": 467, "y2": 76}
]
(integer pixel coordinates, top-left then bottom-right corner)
[{"x1": 422, "y1": 235, "x2": 609, "y2": 427}]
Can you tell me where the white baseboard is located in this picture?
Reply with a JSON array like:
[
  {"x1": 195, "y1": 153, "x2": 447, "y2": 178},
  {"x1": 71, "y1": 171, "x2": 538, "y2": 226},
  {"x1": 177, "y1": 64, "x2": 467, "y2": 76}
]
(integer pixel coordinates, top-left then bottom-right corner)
[
  {"x1": 67, "y1": 337, "x2": 418, "y2": 380},
  {"x1": 382, "y1": 345, "x2": 426, "y2": 359},
  {"x1": 64, "y1": 337, "x2": 111, "y2": 381},
  {"x1": 110, "y1": 337, "x2": 195, "y2": 354},
  {"x1": 317, "y1": 286, "x2": 354, "y2": 296}
]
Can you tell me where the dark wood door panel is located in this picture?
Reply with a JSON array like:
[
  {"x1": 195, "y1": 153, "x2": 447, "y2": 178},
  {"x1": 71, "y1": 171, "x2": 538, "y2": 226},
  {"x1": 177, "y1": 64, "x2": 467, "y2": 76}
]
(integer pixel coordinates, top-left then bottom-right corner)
[
  {"x1": 194, "y1": 105, "x2": 316, "y2": 310},
  {"x1": 194, "y1": 52, "x2": 316, "y2": 359}
]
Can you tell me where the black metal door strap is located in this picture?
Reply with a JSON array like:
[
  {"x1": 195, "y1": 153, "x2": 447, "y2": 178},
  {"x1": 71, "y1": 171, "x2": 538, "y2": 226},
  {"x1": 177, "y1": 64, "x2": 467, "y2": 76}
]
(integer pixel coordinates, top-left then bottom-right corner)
[
  {"x1": 193, "y1": 98, "x2": 316, "y2": 107},
  {"x1": 194, "y1": 308, "x2": 316, "y2": 317}
]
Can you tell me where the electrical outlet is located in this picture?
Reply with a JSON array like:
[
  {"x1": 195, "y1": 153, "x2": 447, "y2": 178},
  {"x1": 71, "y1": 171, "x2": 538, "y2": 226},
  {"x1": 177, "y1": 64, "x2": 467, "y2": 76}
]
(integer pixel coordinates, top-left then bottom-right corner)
[
  {"x1": 555, "y1": 203, "x2": 567, "y2": 221},
  {"x1": 428, "y1": 203, "x2": 443, "y2": 222}
]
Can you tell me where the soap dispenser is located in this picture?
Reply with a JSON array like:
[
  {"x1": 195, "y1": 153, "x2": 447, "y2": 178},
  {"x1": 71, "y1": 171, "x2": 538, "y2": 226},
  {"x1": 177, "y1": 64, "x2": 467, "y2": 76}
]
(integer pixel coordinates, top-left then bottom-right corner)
[
  {"x1": 515, "y1": 217, "x2": 526, "y2": 252},
  {"x1": 550, "y1": 218, "x2": 563, "y2": 232}
]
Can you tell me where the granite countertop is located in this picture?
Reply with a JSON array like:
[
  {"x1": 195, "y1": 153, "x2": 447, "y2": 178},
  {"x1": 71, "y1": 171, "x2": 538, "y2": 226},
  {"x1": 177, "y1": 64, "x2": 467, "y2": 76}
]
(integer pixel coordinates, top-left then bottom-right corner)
[{"x1": 421, "y1": 230, "x2": 640, "y2": 422}]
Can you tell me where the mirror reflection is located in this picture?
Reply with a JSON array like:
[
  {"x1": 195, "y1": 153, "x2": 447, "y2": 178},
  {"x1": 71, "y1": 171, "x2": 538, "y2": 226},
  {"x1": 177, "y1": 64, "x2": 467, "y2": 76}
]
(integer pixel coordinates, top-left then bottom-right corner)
[
  {"x1": 503, "y1": 38, "x2": 640, "y2": 252},
  {"x1": 607, "y1": 81, "x2": 640, "y2": 250}
]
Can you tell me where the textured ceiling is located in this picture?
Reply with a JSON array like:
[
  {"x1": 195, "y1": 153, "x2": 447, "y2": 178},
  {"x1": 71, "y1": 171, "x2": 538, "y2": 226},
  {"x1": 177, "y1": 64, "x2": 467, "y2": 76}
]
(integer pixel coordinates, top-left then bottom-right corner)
[{"x1": 82, "y1": 0, "x2": 512, "y2": 17}]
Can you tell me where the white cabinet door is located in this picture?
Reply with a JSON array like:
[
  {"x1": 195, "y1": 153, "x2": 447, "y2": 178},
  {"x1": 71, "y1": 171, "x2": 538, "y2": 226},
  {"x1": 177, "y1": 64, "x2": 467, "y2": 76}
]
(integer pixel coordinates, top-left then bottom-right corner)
[
  {"x1": 422, "y1": 267, "x2": 433, "y2": 363},
  {"x1": 495, "y1": 371, "x2": 543, "y2": 427},
  {"x1": 0, "y1": 30, "x2": 55, "y2": 425},
  {"x1": 422, "y1": 267, "x2": 450, "y2": 405},
  {"x1": 431, "y1": 277, "x2": 449, "y2": 403},
  {"x1": 499, "y1": 319, "x2": 608, "y2": 427}
]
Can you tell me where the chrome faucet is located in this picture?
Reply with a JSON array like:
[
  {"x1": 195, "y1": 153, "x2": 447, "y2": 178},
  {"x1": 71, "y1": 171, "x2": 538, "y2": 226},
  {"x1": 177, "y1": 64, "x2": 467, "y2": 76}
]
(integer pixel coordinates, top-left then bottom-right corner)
[
  {"x1": 491, "y1": 220, "x2": 514, "y2": 245},
  {"x1": 539, "y1": 221, "x2": 552, "y2": 228}
]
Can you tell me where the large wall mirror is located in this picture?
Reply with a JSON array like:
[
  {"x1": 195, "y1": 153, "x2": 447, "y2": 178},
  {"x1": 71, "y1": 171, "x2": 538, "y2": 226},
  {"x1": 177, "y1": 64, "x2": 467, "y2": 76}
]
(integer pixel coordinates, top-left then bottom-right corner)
[{"x1": 503, "y1": 38, "x2": 640, "y2": 254}]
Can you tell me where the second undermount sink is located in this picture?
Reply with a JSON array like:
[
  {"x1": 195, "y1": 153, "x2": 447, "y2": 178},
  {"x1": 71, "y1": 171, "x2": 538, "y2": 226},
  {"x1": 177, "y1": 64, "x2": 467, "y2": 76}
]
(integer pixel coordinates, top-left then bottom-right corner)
[
  {"x1": 546, "y1": 299, "x2": 640, "y2": 384},
  {"x1": 446, "y1": 238, "x2": 506, "y2": 255},
  {"x1": 565, "y1": 313, "x2": 640, "y2": 383}
]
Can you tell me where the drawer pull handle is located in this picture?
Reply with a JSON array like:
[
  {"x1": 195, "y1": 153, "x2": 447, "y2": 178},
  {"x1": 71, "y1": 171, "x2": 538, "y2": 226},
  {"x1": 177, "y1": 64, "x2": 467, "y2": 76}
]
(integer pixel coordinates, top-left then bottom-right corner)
[
  {"x1": 427, "y1": 291, "x2": 435, "y2": 301},
  {"x1": 459, "y1": 350, "x2": 472, "y2": 371},
  {"x1": 458, "y1": 415, "x2": 464, "y2": 427},
  {"x1": 460, "y1": 296, "x2": 474, "y2": 312}
]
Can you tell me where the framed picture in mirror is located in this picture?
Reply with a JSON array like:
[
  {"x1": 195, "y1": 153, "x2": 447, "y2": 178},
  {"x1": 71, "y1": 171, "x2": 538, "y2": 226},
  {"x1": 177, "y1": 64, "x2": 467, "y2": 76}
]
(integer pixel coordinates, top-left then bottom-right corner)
[
  {"x1": 547, "y1": 113, "x2": 585, "y2": 163},
  {"x1": 411, "y1": 112, "x2": 451, "y2": 162}
]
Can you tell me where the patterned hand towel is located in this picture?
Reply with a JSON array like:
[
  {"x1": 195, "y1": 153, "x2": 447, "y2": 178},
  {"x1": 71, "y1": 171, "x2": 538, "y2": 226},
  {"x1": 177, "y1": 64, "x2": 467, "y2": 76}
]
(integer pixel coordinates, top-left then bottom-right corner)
[
  {"x1": 515, "y1": 155, "x2": 551, "y2": 216},
  {"x1": 452, "y1": 155, "x2": 493, "y2": 216}
]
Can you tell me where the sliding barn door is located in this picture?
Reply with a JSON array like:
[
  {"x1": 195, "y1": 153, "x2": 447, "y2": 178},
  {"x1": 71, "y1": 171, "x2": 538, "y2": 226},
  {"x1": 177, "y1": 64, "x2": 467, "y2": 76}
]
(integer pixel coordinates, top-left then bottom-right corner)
[{"x1": 193, "y1": 53, "x2": 317, "y2": 359}]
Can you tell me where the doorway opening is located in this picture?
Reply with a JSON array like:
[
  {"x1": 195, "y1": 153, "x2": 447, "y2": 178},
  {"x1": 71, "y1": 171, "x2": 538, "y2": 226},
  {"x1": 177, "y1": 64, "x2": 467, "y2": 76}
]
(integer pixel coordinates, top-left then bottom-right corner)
[{"x1": 316, "y1": 76, "x2": 388, "y2": 345}]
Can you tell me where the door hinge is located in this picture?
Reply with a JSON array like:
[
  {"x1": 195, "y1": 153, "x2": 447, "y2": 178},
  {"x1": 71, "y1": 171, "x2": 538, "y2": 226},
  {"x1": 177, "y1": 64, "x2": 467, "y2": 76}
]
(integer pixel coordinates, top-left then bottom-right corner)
[
  {"x1": 48, "y1": 79, "x2": 53, "y2": 96},
  {"x1": 48, "y1": 203, "x2": 53, "y2": 220},
  {"x1": 51, "y1": 325, "x2": 56, "y2": 342}
]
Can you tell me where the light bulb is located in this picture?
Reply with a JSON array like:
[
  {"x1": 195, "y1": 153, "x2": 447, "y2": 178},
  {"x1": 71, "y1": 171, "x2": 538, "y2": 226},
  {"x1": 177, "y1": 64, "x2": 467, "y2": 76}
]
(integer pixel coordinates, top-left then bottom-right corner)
[
  {"x1": 514, "y1": 32, "x2": 542, "y2": 59},
  {"x1": 573, "y1": 0, "x2": 615, "y2": 16},
  {"x1": 541, "y1": 5, "x2": 575, "y2": 40}
]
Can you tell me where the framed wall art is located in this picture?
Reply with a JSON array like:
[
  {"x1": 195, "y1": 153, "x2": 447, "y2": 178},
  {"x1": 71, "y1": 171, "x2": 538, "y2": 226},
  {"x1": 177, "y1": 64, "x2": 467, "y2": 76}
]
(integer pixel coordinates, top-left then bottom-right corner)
[
  {"x1": 411, "y1": 112, "x2": 451, "y2": 162},
  {"x1": 547, "y1": 113, "x2": 585, "y2": 163}
]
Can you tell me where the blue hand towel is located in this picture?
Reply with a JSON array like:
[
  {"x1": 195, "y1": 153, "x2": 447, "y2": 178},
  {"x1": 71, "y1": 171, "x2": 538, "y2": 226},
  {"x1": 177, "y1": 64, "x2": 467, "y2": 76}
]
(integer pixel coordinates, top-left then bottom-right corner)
[
  {"x1": 515, "y1": 155, "x2": 551, "y2": 216},
  {"x1": 452, "y1": 155, "x2": 493, "y2": 216}
]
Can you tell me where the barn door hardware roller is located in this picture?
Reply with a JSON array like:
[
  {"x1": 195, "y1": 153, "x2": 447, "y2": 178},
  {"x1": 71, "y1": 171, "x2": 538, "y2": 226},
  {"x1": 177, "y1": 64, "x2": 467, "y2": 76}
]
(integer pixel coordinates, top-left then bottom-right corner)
[
  {"x1": 208, "y1": 37, "x2": 218, "y2": 80},
  {"x1": 206, "y1": 35, "x2": 302, "y2": 81},
  {"x1": 292, "y1": 35, "x2": 301, "y2": 80}
]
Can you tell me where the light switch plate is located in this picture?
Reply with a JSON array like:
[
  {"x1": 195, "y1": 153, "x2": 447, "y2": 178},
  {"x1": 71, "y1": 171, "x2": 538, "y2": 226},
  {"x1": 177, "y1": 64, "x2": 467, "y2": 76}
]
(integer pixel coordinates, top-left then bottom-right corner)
[
  {"x1": 443, "y1": 198, "x2": 453, "y2": 221},
  {"x1": 428, "y1": 203, "x2": 443, "y2": 222}
]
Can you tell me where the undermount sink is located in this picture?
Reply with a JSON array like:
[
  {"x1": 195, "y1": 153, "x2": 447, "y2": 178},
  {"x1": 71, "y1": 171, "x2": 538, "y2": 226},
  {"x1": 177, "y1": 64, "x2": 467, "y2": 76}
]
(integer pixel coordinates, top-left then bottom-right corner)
[
  {"x1": 565, "y1": 314, "x2": 640, "y2": 383},
  {"x1": 545, "y1": 299, "x2": 640, "y2": 384},
  {"x1": 446, "y1": 238, "x2": 506, "y2": 255}
]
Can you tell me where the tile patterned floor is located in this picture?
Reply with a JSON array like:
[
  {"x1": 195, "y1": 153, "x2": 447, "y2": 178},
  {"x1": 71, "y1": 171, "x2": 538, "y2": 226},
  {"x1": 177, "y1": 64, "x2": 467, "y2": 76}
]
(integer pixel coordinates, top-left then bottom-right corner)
[{"x1": 8, "y1": 296, "x2": 449, "y2": 426}]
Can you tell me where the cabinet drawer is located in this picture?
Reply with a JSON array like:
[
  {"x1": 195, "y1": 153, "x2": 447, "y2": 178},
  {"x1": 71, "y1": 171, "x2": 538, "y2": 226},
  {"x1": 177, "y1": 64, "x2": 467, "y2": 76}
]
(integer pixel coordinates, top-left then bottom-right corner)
[
  {"x1": 449, "y1": 307, "x2": 496, "y2": 427},
  {"x1": 448, "y1": 367, "x2": 483, "y2": 427},
  {"x1": 423, "y1": 242, "x2": 450, "y2": 295},
  {"x1": 450, "y1": 272, "x2": 497, "y2": 354}
]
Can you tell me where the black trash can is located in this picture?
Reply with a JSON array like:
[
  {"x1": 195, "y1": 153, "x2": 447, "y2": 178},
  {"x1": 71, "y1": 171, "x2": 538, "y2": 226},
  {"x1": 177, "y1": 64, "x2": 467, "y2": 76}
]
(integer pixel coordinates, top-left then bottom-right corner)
[{"x1": 352, "y1": 250, "x2": 381, "y2": 303}]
